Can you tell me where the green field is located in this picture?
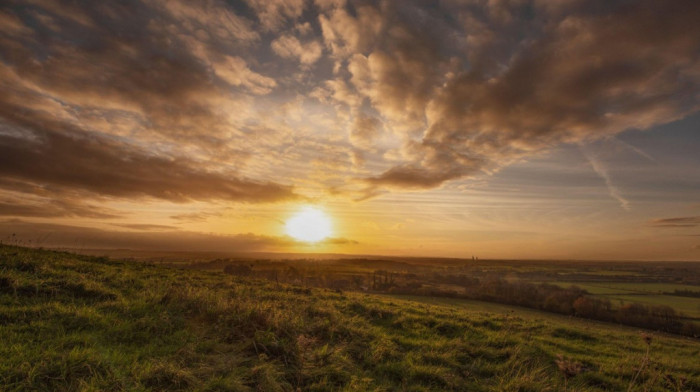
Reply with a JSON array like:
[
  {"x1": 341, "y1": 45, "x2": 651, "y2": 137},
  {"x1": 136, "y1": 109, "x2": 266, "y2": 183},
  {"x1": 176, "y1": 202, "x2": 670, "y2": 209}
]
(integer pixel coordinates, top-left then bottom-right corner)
[
  {"x1": 552, "y1": 282, "x2": 700, "y2": 295},
  {"x1": 549, "y1": 281, "x2": 700, "y2": 319},
  {"x1": 605, "y1": 295, "x2": 700, "y2": 319},
  {"x1": 1, "y1": 245, "x2": 699, "y2": 391}
]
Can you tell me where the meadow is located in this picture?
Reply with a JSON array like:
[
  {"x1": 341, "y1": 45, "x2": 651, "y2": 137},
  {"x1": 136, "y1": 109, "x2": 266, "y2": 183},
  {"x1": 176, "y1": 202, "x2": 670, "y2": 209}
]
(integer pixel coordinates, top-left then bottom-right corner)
[
  {"x1": 113, "y1": 250, "x2": 699, "y2": 331},
  {"x1": 1, "y1": 245, "x2": 699, "y2": 391}
]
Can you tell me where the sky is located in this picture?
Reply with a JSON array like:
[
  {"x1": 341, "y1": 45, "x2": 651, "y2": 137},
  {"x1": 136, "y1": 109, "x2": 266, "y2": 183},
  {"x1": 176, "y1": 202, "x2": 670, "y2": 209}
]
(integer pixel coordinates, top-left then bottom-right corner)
[{"x1": 0, "y1": 0, "x2": 699, "y2": 260}]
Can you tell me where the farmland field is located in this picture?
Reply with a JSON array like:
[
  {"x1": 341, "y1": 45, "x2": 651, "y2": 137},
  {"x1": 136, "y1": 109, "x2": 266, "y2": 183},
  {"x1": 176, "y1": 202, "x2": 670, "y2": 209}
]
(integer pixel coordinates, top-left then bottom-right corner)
[
  {"x1": 549, "y1": 282, "x2": 700, "y2": 295},
  {"x1": 604, "y1": 295, "x2": 700, "y2": 318},
  {"x1": 71, "y1": 247, "x2": 700, "y2": 324},
  {"x1": 547, "y1": 282, "x2": 700, "y2": 319}
]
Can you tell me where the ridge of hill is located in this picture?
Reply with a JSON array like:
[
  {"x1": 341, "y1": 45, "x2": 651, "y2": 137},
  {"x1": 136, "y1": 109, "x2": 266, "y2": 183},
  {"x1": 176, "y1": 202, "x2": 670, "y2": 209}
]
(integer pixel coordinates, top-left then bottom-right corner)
[{"x1": 1, "y1": 245, "x2": 698, "y2": 391}]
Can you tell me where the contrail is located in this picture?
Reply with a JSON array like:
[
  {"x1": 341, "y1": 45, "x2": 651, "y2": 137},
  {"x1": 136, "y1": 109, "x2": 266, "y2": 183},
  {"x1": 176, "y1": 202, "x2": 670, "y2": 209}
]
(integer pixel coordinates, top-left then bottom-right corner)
[
  {"x1": 581, "y1": 146, "x2": 630, "y2": 211},
  {"x1": 611, "y1": 137, "x2": 656, "y2": 162}
]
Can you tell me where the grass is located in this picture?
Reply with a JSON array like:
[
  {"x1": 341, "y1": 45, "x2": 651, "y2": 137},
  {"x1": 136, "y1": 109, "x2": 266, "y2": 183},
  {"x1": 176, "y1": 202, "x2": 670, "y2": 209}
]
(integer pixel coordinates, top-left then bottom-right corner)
[{"x1": 1, "y1": 244, "x2": 699, "y2": 391}]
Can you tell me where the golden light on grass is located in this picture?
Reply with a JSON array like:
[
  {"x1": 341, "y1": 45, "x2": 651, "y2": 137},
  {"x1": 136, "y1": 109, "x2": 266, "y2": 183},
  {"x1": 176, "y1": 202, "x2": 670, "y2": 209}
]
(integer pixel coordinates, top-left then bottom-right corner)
[{"x1": 285, "y1": 206, "x2": 333, "y2": 243}]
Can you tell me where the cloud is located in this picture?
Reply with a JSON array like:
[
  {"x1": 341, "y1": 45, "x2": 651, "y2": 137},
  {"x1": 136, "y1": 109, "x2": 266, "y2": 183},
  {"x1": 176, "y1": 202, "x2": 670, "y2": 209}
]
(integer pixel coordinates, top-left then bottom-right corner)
[
  {"x1": 170, "y1": 211, "x2": 224, "y2": 223},
  {"x1": 343, "y1": 0, "x2": 700, "y2": 193},
  {"x1": 213, "y1": 55, "x2": 277, "y2": 94},
  {"x1": 350, "y1": 113, "x2": 382, "y2": 147},
  {"x1": 271, "y1": 34, "x2": 323, "y2": 65},
  {"x1": 318, "y1": 3, "x2": 383, "y2": 59},
  {"x1": 110, "y1": 223, "x2": 178, "y2": 231},
  {"x1": 649, "y1": 217, "x2": 700, "y2": 228},
  {"x1": 0, "y1": 220, "x2": 286, "y2": 251},
  {"x1": 0, "y1": 0, "x2": 280, "y2": 156},
  {"x1": 152, "y1": 0, "x2": 260, "y2": 43},
  {"x1": 321, "y1": 237, "x2": 359, "y2": 245},
  {"x1": 364, "y1": 164, "x2": 468, "y2": 190},
  {"x1": 0, "y1": 198, "x2": 120, "y2": 219},
  {"x1": 0, "y1": 113, "x2": 297, "y2": 203},
  {"x1": 0, "y1": 0, "x2": 699, "y2": 208},
  {"x1": 244, "y1": 0, "x2": 305, "y2": 31},
  {"x1": 0, "y1": 220, "x2": 357, "y2": 251}
]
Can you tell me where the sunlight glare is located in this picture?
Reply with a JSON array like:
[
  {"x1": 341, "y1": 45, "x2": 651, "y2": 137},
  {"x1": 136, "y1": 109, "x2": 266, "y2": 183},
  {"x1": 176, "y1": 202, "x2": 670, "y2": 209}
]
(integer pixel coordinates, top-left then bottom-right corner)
[{"x1": 285, "y1": 206, "x2": 332, "y2": 243}]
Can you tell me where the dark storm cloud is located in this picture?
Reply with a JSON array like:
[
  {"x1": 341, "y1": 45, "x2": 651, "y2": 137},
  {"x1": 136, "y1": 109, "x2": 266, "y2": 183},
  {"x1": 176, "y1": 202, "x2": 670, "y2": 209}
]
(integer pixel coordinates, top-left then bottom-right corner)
[{"x1": 649, "y1": 217, "x2": 700, "y2": 228}]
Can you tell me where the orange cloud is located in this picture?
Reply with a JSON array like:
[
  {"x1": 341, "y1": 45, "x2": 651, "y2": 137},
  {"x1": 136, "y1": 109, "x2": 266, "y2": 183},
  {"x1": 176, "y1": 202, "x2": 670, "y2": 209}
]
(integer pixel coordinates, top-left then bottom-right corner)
[{"x1": 649, "y1": 217, "x2": 700, "y2": 228}]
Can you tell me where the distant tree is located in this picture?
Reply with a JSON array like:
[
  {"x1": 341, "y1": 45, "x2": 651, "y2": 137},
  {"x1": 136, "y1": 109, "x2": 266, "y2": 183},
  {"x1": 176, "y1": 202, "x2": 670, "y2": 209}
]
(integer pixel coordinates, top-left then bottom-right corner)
[
  {"x1": 616, "y1": 303, "x2": 649, "y2": 327},
  {"x1": 223, "y1": 264, "x2": 253, "y2": 276},
  {"x1": 351, "y1": 275, "x2": 364, "y2": 289},
  {"x1": 572, "y1": 296, "x2": 612, "y2": 320}
]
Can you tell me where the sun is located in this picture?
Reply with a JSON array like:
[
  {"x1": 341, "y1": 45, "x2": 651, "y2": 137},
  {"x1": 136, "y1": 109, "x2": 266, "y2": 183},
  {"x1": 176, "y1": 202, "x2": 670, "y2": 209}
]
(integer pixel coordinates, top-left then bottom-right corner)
[{"x1": 285, "y1": 206, "x2": 333, "y2": 243}]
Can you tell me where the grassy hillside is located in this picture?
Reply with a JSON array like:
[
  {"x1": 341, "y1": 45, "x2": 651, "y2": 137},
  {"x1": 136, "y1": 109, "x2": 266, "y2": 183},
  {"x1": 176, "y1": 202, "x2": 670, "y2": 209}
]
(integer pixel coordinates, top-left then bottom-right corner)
[{"x1": 1, "y1": 245, "x2": 699, "y2": 391}]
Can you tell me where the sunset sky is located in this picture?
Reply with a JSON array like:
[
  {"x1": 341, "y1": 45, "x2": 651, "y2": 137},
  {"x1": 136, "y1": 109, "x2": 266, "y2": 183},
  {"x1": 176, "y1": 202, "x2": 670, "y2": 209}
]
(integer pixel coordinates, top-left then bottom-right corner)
[{"x1": 1, "y1": 0, "x2": 699, "y2": 260}]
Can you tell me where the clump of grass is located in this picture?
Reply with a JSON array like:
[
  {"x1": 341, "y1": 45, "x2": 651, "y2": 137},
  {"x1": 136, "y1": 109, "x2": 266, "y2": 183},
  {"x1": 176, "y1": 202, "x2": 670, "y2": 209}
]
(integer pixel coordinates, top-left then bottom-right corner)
[
  {"x1": 627, "y1": 332, "x2": 653, "y2": 391},
  {"x1": 251, "y1": 357, "x2": 289, "y2": 392},
  {"x1": 0, "y1": 275, "x2": 16, "y2": 295},
  {"x1": 295, "y1": 334, "x2": 317, "y2": 387},
  {"x1": 555, "y1": 354, "x2": 583, "y2": 391},
  {"x1": 663, "y1": 373, "x2": 688, "y2": 392},
  {"x1": 140, "y1": 361, "x2": 198, "y2": 390}
]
